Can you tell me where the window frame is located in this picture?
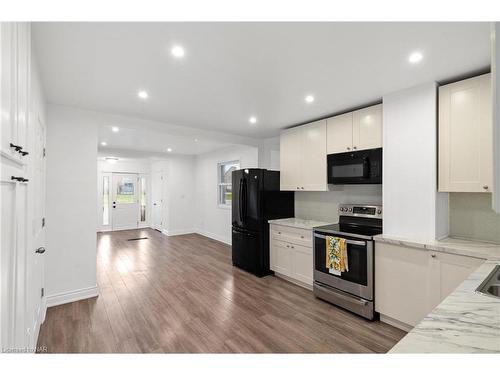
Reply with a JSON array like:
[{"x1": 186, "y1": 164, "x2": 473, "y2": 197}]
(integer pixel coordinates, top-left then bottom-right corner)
[{"x1": 217, "y1": 160, "x2": 240, "y2": 209}]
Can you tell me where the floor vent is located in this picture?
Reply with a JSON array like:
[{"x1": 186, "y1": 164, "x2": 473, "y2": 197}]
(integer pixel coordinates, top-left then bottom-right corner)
[{"x1": 127, "y1": 237, "x2": 149, "y2": 241}]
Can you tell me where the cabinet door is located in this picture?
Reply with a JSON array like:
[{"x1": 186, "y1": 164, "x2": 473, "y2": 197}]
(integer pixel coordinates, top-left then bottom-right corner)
[
  {"x1": 1, "y1": 23, "x2": 18, "y2": 158},
  {"x1": 375, "y1": 243, "x2": 431, "y2": 327},
  {"x1": 326, "y1": 112, "x2": 353, "y2": 154},
  {"x1": 429, "y1": 252, "x2": 484, "y2": 308},
  {"x1": 15, "y1": 23, "x2": 30, "y2": 154},
  {"x1": 299, "y1": 120, "x2": 327, "y2": 191},
  {"x1": 439, "y1": 74, "x2": 493, "y2": 192},
  {"x1": 352, "y1": 104, "x2": 382, "y2": 151},
  {"x1": 279, "y1": 128, "x2": 301, "y2": 191},
  {"x1": 270, "y1": 239, "x2": 292, "y2": 277},
  {"x1": 291, "y1": 243, "x2": 313, "y2": 285}
]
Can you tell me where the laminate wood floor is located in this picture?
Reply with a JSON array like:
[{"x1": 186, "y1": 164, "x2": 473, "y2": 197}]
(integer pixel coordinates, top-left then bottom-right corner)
[{"x1": 37, "y1": 228, "x2": 405, "y2": 353}]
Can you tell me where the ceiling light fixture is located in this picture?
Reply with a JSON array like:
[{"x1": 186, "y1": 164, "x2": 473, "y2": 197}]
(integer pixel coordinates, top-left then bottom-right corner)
[
  {"x1": 167, "y1": 148, "x2": 172, "y2": 152},
  {"x1": 249, "y1": 116, "x2": 257, "y2": 125},
  {"x1": 105, "y1": 157, "x2": 119, "y2": 164},
  {"x1": 305, "y1": 95, "x2": 315, "y2": 103},
  {"x1": 111, "y1": 126, "x2": 119, "y2": 132},
  {"x1": 194, "y1": 138, "x2": 198, "y2": 142},
  {"x1": 408, "y1": 51, "x2": 423, "y2": 64},
  {"x1": 171, "y1": 45, "x2": 185, "y2": 58},
  {"x1": 100, "y1": 141, "x2": 107, "y2": 146},
  {"x1": 137, "y1": 90, "x2": 149, "y2": 99}
]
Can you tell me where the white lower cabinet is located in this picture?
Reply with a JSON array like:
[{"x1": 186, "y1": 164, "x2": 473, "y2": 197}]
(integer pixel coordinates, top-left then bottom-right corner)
[
  {"x1": 270, "y1": 224, "x2": 313, "y2": 288},
  {"x1": 375, "y1": 242, "x2": 484, "y2": 330}
]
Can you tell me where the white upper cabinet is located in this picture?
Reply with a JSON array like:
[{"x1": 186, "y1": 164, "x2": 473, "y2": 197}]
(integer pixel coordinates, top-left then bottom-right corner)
[
  {"x1": 280, "y1": 119, "x2": 327, "y2": 191},
  {"x1": 352, "y1": 104, "x2": 383, "y2": 151},
  {"x1": 326, "y1": 112, "x2": 353, "y2": 153},
  {"x1": 439, "y1": 73, "x2": 493, "y2": 192},
  {"x1": 326, "y1": 104, "x2": 382, "y2": 154},
  {"x1": 1, "y1": 22, "x2": 30, "y2": 163}
]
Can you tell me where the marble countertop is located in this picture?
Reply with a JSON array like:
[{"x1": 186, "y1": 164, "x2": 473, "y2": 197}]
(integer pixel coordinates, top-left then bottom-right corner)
[
  {"x1": 268, "y1": 217, "x2": 334, "y2": 230},
  {"x1": 376, "y1": 235, "x2": 500, "y2": 353},
  {"x1": 374, "y1": 234, "x2": 500, "y2": 260}
]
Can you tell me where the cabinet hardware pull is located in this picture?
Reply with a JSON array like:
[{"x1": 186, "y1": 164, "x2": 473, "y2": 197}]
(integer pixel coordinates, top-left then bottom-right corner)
[
  {"x1": 347, "y1": 147, "x2": 351, "y2": 150},
  {"x1": 21, "y1": 178, "x2": 29, "y2": 182},
  {"x1": 353, "y1": 146, "x2": 357, "y2": 150},
  {"x1": 9, "y1": 143, "x2": 22, "y2": 151},
  {"x1": 300, "y1": 235, "x2": 304, "y2": 238},
  {"x1": 483, "y1": 185, "x2": 489, "y2": 190},
  {"x1": 35, "y1": 247, "x2": 46, "y2": 254},
  {"x1": 11, "y1": 176, "x2": 24, "y2": 182},
  {"x1": 431, "y1": 254, "x2": 436, "y2": 258},
  {"x1": 20, "y1": 150, "x2": 29, "y2": 156}
]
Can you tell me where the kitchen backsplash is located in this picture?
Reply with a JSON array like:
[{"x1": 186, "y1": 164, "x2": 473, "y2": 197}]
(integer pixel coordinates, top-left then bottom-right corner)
[
  {"x1": 450, "y1": 193, "x2": 500, "y2": 244},
  {"x1": 295, "y1": 185, "x2": 382, "y2": 222}
]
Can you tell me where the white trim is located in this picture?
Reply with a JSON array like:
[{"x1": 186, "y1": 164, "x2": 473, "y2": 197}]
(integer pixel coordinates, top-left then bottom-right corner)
[
  {"x1": 195, "y1": 229, "x2": 231, "y2": 245},
  {"x1": 45, "y1": 286, "x2": 99, "y2": 308},
  {"x1": 161, "y1": 228, "x2": 195, "y2": 236}
]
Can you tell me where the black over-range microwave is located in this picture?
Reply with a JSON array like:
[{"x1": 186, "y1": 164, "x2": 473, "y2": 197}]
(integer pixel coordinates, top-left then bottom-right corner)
[{"x1": 327, "y1": 148, "x2": 382, "y2": 185}]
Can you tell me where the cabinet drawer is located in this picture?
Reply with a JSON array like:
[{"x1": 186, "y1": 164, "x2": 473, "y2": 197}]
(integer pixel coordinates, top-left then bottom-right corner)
[{"x1": 270, "y1": 224, "x2": 312, "y2": 247}]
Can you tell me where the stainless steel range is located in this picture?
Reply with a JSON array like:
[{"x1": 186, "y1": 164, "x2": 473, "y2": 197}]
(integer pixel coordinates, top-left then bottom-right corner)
[{"x1": 313, "y1": 204, "x2": 382, "y2": 320}]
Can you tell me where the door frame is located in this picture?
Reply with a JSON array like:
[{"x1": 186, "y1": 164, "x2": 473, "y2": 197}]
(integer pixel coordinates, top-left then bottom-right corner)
[{"x1": 97, "y1": 171, "x2": 150, "y2": 232}]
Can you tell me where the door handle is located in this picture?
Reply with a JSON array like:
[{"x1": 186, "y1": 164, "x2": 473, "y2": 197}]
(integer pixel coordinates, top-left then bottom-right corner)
[
  {"x1": 35, "y1": 247, "x2": 46, "y2": 254},
  {"x1": 9, "y1": 143, "x2": 22, "y2": 152}
]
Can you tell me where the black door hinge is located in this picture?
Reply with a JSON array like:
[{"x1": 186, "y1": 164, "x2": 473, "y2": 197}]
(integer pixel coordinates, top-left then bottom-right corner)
[
  {"x1": 43, "y1": 148, "x2": 46, "y2": 157},
  {"x1": 42, "y1": 217, "x2": 45, "y2": 228},
  {"x1": 41, "y1": 288, "x2": 44, "y2": 298}
]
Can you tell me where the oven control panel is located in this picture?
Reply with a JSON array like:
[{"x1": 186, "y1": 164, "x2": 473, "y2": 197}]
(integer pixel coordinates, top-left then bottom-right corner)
[{"x1": 338, "y1": 204, "x2": 382, "y2": 219}]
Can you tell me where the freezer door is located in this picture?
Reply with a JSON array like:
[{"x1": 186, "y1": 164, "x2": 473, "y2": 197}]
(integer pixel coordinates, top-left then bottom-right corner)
[{"x1": 232, "y1": 227, "x2": 262, "y2": 275}]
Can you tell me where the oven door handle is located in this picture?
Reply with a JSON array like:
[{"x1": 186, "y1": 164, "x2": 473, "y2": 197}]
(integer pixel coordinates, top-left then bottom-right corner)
[{"x1": 313, "y1": 233, "x2": 366, "y2": 246}]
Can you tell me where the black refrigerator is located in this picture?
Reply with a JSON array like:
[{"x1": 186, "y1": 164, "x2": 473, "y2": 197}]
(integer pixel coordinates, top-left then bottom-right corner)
[{"x1": 231, "y1": 168, "x2": 294, "y2": 277}]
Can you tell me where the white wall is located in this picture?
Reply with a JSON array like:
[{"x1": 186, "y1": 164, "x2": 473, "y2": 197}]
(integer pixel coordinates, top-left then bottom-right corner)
[
  {"x1": 382, "y1": 83, "x2": 449, "y2": 241},
  {"x1": 295, "y1": 185, "x2": 382, "y2": 222},
  {"x1": 258, "y1": 136, "x2": 280, "y2": 170},
  {"x1": 493, "y1": 22, "x2": 500, "y2": 213},
  {"x1": 194, "y1": 145, "x2": 259, "y2": 244},
  {"x1": 98, "y1": 159, "x2": 151, "y2": 174},
  {"x1": 45, "y1": 104, "x2": 98, "y2": 303}
]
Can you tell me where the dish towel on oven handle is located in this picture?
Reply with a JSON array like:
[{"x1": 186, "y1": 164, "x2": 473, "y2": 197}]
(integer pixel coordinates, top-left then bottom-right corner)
[{"x1": 326, "y1": 236, "x2": 349, "y2": 276}]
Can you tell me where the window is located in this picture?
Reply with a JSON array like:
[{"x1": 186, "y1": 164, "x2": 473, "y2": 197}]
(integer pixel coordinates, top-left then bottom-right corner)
[
  {"x1": 218, "y1": 160, "x2": 240, "y2": 207},
  {"x1": 102, "y1": 176, "x2": 110, "y2": 225},
  {"x1": 116, "y1": 176, "x2": 136, "y2": 204},
  {"x1": 140, "y1": 176, "x2": 147, "y2": 222}
]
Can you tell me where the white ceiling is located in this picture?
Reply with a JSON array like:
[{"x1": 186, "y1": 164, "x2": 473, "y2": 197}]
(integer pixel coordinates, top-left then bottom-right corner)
[{"x1": 33, "y1": 22, "x2": 491, "y2": 141}]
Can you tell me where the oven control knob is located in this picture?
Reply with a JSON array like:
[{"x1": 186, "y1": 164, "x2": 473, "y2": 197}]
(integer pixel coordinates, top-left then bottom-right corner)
[
  {"x1": 377, "y1": 209, "x2": 382, "y2": 214},
  {"x1": 348, "y1": 208, "x2": 352, "y2": 212}
]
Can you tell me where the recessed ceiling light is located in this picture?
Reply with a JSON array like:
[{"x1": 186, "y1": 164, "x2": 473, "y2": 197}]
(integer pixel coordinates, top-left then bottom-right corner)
[
  {"x1": 166, "y1": 148, "x2": 172, "y2": 152},
  {"x1": 171, "y1": 45, "x2": 185, "y2": 58},
  {"x1": 305, "y1": 95, "x2": 315, "y2": 103},
  {"x1": 408, "y1": 51, "x2": 423, "y2": 64},
  {"x1": 100, "y1": 141, "x2": 107, "y2": 146},
  {"x1": 194, "y1": 138, "x2": 198, "y2": 142},
  {"x1": 111, "y1": 126, "x2": 119, "y2": 132},
  {"x1": 137, "y1": 90, "x2": 149, "y2": 99},
  {"x1": 249, "y1": 116, "x2": 257, "y2": 124}
]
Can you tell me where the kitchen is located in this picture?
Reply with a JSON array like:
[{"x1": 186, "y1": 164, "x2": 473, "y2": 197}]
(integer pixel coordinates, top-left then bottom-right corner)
[{"x1": 231, "y1": 74, "x2": 500, "y2": 352}]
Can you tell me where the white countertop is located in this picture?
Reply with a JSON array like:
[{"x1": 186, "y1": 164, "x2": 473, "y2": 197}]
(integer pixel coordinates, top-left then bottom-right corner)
[
  {"x1": 268, "y1": 217, "x2": 334, "y2": 230},
  {"x1": 374, "y1": 234, "x2": 500, "y2": 353}
]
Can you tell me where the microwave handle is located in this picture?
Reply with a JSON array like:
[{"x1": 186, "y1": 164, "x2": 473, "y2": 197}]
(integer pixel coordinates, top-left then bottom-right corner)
[
  {"x1": 313, "y1": 233, "x2": 366, "y2": 246},
  {"x1": 362, "y1": 156, "x2": 370, "y2": 178}
]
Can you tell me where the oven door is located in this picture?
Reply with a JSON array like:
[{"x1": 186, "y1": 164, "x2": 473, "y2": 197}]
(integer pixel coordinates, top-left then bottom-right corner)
[{"x1": 313, "y1": 232, "x2": 373, "y2": 300}]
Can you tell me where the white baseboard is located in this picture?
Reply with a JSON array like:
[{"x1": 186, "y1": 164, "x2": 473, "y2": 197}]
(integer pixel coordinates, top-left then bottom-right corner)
[
  {"x1": 161, "y1": 228, "x2": 195, "y2": 236},
  {"x1": 46, "y1": 285, "x2": 99, "y2": 308},
  {"x1": 274, "y1": 272, "x2": 313, "y2": 290},
  {"x1": 195, "y1": 229, "x2": 231, "y2": 245}
]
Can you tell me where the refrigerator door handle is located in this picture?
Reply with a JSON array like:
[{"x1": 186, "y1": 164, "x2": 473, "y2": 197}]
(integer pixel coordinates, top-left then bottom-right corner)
[
  {"x1": 242, "y1": 178, "x2": 248, "y2": 222},
  {"x1": 238, "y1": 178, "x2": 243, "y2": 222}
]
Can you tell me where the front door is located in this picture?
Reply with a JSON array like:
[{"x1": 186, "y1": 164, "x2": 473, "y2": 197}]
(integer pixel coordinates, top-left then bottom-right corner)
[{"x1": 112, "y1": 173, "x2": 139, "y2": 231}]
